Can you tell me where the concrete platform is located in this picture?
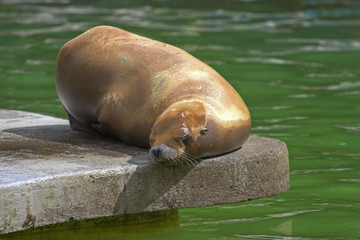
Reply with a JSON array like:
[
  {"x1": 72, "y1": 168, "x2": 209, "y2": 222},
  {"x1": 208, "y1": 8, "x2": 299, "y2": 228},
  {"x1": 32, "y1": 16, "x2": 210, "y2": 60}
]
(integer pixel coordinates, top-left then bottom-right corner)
[{"x1": 0, "y1": 109, "x2": 290, "y2": 235}]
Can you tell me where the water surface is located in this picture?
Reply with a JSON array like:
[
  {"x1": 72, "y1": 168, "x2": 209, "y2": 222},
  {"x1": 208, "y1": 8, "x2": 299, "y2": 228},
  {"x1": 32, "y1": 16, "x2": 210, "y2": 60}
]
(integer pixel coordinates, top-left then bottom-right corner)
[{"x1": 0, "y1": 0, "x2": 359, "y2": 239}]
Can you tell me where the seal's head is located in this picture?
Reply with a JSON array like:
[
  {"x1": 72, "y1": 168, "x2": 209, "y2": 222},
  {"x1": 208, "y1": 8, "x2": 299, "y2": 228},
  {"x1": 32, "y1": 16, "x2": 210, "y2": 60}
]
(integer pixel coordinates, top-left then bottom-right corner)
[{"x1": 149, "y1": 101, "x2": 207, "y2": 165}]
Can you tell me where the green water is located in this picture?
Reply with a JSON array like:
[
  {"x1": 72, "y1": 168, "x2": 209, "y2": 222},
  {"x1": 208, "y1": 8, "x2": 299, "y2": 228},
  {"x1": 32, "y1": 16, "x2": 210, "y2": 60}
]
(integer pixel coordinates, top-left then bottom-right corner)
[{"x1": 1, "y1": 0, "x2": 360, "y2": 239}]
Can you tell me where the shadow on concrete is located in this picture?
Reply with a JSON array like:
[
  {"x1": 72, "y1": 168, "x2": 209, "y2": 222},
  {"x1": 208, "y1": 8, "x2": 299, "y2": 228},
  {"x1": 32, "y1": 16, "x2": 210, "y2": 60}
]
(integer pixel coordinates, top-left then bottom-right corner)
[
  {"x1": 3, "y1": 124, "x2": 196, "y2": 214},
  {"x1": 3, "y1": 124, "x2": 149, "y2": 164},
  {"x1": 113, "y1": 163, "x2": 195, "y2": 214}
]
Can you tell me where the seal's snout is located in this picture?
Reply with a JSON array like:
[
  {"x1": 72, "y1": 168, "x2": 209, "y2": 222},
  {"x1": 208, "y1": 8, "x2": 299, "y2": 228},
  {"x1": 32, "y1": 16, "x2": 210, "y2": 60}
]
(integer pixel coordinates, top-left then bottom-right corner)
[
  {"x1": 150, "y1": 146, "x2": 162, "y2": 159},
  {"x1": 150, "y1": 144, "x2": 177, "y2": 163}
]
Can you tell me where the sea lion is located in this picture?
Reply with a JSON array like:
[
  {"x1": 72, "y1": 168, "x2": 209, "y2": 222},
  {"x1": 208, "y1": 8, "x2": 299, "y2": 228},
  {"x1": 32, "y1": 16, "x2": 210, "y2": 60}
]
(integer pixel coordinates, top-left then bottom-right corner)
[{"x1": 56, "y1": 26, "x2": 251, "y2": 165}]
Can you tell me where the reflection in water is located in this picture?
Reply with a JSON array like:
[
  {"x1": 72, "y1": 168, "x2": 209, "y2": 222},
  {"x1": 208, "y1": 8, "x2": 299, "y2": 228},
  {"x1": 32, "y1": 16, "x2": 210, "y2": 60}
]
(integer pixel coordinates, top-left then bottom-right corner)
[{"x1": 270, "y1": 219, "x2": 292, "y2": 236}]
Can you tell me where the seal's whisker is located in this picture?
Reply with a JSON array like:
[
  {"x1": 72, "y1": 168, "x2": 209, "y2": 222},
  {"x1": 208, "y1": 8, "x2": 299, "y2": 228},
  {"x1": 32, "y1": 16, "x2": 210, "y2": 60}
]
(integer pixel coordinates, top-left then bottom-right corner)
[
  {"x1": 172, "y1": 155, "x2": 186, "y2": 166},
  {"x1": 175, "y1": 157, "x2": 183, "y2": 166},
  {"x1": 182, "y1": 155, "x2": 193, "y2": 166},
  {"x1": 172, "y1": 156, "x2": 183, "y2": 166},
  {"x1": 170, "y1": 157, "x2": 179, "y2": 166},
  {"x1": 179, "y1": 153, "x2": 200, "y2": 167},
  {"x1": 188, "y1": 155, "x2": 199, "y2": 165},
  {"x1": 184, "y1": 152, "x2": 200, "y2": 164},
  {"x1": 176, "y1": 155, "x2": 191, "y2": 166}
]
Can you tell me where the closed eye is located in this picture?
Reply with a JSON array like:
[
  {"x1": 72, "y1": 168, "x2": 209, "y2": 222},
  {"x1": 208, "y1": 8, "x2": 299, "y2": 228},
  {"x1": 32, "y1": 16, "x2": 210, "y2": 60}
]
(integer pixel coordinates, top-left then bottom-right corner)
[
  {"x1": 176, "y1": 135, "x2": 188, "y2": 141},
  {"x1": 200, "y1": 128, "x2": 208, "y2": 136}
]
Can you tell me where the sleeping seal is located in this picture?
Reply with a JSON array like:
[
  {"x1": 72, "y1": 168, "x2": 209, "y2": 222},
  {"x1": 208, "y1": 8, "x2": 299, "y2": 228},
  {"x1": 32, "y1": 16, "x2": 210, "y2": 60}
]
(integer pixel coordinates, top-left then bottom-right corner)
[{"x1": 56, "y1": 26, "x2": 251, "y2": 165}]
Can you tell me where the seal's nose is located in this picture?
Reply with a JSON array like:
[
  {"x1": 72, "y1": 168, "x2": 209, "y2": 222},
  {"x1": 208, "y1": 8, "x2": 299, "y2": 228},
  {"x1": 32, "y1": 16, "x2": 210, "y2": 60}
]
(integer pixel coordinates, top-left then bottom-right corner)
[
  {"x1": 149, "y1": 144, "x2": 177, "y2": 163},
  {"x1": 150, "y1": 146, "x2": 162, "y2": 159}
]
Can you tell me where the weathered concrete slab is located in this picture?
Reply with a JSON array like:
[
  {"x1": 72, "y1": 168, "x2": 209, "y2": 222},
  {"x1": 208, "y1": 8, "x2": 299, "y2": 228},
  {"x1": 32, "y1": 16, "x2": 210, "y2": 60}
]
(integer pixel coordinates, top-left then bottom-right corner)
[{"x1": 0, "y1": 109, "x2": 290, "y2": 235}]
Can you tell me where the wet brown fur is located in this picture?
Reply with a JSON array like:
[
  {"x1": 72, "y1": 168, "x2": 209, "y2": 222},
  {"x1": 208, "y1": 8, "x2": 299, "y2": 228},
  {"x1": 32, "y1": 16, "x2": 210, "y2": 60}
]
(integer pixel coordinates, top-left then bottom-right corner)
[{"x1": 56, "y1": 26, "x2": 251, "y2": 160}]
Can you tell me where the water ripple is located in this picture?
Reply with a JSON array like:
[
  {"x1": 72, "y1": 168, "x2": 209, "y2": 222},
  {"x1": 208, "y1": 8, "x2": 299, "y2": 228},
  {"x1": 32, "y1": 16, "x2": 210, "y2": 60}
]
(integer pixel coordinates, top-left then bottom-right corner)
[
  {"x1": 17, "y1": 4, "x2": 113, "y2": 15},
  {"x1": 180, "y1": 217, "x2": 262, "y2": 227},
  {"x1": 183, "y1": 44, "x2": 237, "y2": 52},
  {"x1": 8, "y1": 22, "x2": 93, "y2": 36},
  {"x1": 312, "y1": 201, "x2": 360, "y2": 210},
  {"x1": 247, "y1": 38, "x2": 360, "y2": 57},
  {"x1": 268, "y1": 209, "x2": 322, "y2": 218},
  {"x1": 307, "y1": 72, "x2": 355, "y2": 78},
  {"x1": 252, "y1": 125, "x2": 300, "y2": 131},
  {"x1": 290, "y1": 168, "x2": 353, "y2": 175},
  {"x1": 235, "y1": 234, "x2": 326, "y2": 240},
  {"x1": 266, "y1": 81, "x2": 360, "y2": 91},
  {"x1": 261, "y1": 116, "x2": 308, "y2": 123},
  {"x1": 236, "y1": 57, "x2": 323, "y2": 67},
  {"x1": 334, "y1": 124, "x2": 360, "y2": 133},
  {"x1": 254, "y1": 133, "x2": 310, "y2": 137},
  {"x1": 335, "y1": 90, "x2": 360, "y2": 96},
  {"x1": 269, "y1": 38, "x2": 360, "y2": 46},
  {"x1": 1, "y1": 0, "x2": 70, "y2": 3},
  {"x1": 287, "y1": 94, "x2": 316, "y2": 98},
  {"x1": 181, "y1": 209, "x2": 323, "y2": 228},
  {"x1": 218, "y1": 203, "x2": 271, "y2": 209},
  {"x1": 302, "y1": 0, "x2": 358, "y2": 7},
  {"x1": 3, "y1": 3, "x2": 360, "y2": 38},
  {"x1": 26, "y1": 59, "x2": 55, "y2": 65},
  {"x1": 251, "y1": 106, "x2": 293, "y2": 110},
  {"x1": 6, "y1": 69, "x2": 47, "y2": 75},
  {"x1": 246, "y1": 44, "x2": 360, "y2": 57},
  {"x1": 338, "y1": 179, "x2": 360, "y2": 183}
]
